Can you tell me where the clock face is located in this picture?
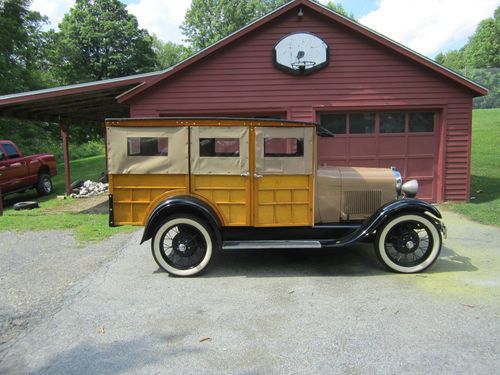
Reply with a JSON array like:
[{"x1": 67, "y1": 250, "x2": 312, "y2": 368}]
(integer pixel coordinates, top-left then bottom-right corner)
[{"x1": 274, "y1": 32, "x2": 329, "y2": 74}]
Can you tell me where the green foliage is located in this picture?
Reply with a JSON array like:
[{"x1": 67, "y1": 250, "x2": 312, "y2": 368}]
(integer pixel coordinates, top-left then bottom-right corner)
[
  {"x1": 181, "y1": 0, "x2": 356, "y2": 51},
  {"x1": 0, "y1": 0, "x2": 52, "y2": 94},
  {"x1": 463, "y1": 16, "x2": 500, "y2": 68},
  {"x1": 181, "y1": 0, "x2": 289, "y2": 50},
  {"x1": 152, "y1": 36, "x2": 192, "y2": 69},
  {"x1": 68, "y1": 140, "x2": 105, "y2": 160},
  {"x1": 448, "y1": 109, "x2": 500, "y2": 226},
  {"x1": 435, "y1": 6, "x2": 499, "y2": 108},
  {"x1": 322, "y1": 1, "x2": 356, "y2": 19},
  {"x1": 435, "y1": 50, "x2": 466, "y2": 70},
  {"x1": 50, "y1": 0, "x2": 156, "y2": 84},
  {"x1": 468, "y1": 68, "x2": 500, "y2": 109},
  {"x1": 0, "y1": 118, "x2": 104, "y2": 161}
]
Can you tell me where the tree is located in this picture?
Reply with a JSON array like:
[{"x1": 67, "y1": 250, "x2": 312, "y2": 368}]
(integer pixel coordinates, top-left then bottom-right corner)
[
  {"x1": 51, "y1": 0, "x2": 156, "y2": 84},
  {"x1": 435, "y1": 6, "x2": 499, "y2": 108},
  {"x1": 182, "y1": 1, "x2": 355, "y2": 52},
  {"x1": 0, "y1": 0, "x2": 50, "y2": 94},
  {"x1": 463, "y1": 9, "x2": 500, "y2": 68},
  {"x1": 323, "y1": 1, "x2": 355, "y2": 19},
  {"x1": 181, "y1": 0, "x2": 289, "y2": 51},
  {"x1": 152, "y1": 36, "x2": 192, "y2": 70}
]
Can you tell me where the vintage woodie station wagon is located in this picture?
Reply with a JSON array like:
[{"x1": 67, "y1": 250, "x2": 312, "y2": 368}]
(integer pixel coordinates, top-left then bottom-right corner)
[{"x1": 106, "y1": 117, "x2": 446, "y2": 276}]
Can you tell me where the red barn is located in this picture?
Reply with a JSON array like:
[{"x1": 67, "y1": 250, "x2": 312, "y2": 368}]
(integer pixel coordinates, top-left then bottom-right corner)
[{"x1": 0, "y1": 0, "x2": 487, "y2": 202}]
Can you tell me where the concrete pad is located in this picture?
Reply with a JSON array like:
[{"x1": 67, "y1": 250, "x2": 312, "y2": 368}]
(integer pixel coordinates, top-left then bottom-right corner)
[{"x1": 0, "y1": 209, "x2": 499, "y2": 374}]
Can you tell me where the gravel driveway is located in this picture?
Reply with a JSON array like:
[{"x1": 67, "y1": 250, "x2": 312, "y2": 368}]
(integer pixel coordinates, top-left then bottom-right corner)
[{"x1": 0, "y1": 209, "x2": 499, "y2": 374}]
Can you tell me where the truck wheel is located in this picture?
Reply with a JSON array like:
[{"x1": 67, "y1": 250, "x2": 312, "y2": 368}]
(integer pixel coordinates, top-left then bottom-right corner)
[
  {"x1": 36, "y1": 173, "x2": 53, "y2": 196},
  {"x1": 151, "y1": 214, "x2": 216, "y2": 277},
  {"x1": 374, "y1": 213, "x2": 442, "y2": 273}
]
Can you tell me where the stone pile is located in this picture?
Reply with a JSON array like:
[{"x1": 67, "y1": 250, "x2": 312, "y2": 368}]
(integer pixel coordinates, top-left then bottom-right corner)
[{"x1": 70, "y1": 180, "x2": 109, "y2": 198}]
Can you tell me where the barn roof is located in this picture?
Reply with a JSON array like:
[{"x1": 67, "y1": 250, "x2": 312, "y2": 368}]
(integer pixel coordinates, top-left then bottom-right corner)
[
  {"x1": 0, "y1": 0, "x2": 487, "y2": 126},
  {"x1": 117, "y1": 0, "x2": 488, "y2": 103}
]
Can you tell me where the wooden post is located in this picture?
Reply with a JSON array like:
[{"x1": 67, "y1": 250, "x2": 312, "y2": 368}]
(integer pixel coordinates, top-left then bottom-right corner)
[{"x1": 60, "y1": 123, "x2": 71, "y2": 195}]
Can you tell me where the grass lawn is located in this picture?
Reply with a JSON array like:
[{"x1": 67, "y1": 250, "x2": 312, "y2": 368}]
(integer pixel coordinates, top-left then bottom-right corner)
[
  {"x1": 447, "y1": 108, "x2": 500, "y2": 226},
  {"x1": 1, "y1": 155, "x2": 135, "y2": 243}
]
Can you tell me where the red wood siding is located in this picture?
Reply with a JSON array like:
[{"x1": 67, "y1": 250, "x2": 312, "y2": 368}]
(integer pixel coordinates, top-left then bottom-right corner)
[{"x1": 130, "y1": 10, "x2": 474, "y2": 202}]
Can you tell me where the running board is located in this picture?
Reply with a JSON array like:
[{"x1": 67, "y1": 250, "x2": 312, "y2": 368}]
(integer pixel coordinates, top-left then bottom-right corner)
[{"x1": 222, "y1": 240, "x2": 322, "y2": 250}]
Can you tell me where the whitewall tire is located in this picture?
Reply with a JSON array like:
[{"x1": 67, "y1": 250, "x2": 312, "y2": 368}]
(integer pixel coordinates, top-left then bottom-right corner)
[
  {"x1": 151, "y1": 215, "x2": 216, "y2": 277},
  {"x1": 375, "y1": 213, "x2": 442, "y2": 273}
]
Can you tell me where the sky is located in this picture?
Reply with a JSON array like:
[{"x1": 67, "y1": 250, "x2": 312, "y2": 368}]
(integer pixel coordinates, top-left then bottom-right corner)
[{"x1": 30, "y1": 0, "x2": 500, "y2": 58}]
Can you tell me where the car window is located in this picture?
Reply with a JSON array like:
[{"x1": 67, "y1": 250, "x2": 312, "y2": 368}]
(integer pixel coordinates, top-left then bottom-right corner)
[
  {"x1": 264, "y1": 138, "x2": 304, "y2": 157},
  {"x1": 127, "y1": 137, "x2": 168, "y2": 156},
  {"x1": 199, "y1": 138, "x2": 240, "y2": 157},
  {"x1": 0, "y1": 147, "x2": 6, "y2": 161},
  {"x1": 1, "y1": 143, "x2": 19, "y2": 158}
]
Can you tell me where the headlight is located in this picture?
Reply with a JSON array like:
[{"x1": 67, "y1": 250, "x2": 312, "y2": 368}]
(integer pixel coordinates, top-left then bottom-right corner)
[
  {"x1": 402, "y1": 179, "x2": 419, "y2": 198},
  {"x1": 390, "y1": 166, "x2": 402, "y2": 197}
]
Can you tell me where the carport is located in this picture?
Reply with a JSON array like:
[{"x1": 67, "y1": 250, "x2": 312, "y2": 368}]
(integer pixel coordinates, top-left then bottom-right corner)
[{"x1": 0, "y1": 71, "x2": 162, "y2": 196}]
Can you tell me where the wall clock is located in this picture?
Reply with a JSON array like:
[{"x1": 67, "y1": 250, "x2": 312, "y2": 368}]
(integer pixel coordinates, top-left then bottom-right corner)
[{"x1": 273, "y1": 32, "x2": 329, "y2": 75}]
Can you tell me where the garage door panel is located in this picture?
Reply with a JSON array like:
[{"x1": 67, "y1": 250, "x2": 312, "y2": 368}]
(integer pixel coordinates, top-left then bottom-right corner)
[
  {"x1": 416, "y1": 179, "x2": 434, "y2": 200},
  {"x1": 408, "y1": 135, "x2": 435, "y2": 155},
  {"x1": 318, "y1": 110, "x2": 438, "y2": 202},
  {"x1": 348, "y1": 158, "x2": 378, "y2": 168},
  {"x1": 407, "y1": 157, "x2": 434, "y2": 177},
  {"x1": 318, "y1": 137, "x2": 346, "y2": 158},
  {"x1": 322, "y1": 159, "x2": 349, "y2": 167},
  {"x1": 349, "y1": 138, "x2": 376, "y2": 157},
  {"x1": 378, "y1": 136, "x2": 406, "y2": 156},
  {"x1": 378, "y1": 158, "x2": 406, "y2": 174}
]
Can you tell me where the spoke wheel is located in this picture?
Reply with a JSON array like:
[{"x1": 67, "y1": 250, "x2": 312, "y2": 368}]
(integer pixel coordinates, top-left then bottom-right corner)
[
  {"x1": 152, "y1": 215, "x2": 215, "y2": 277},
  {"x1": 375, "y1": 213, "x2": 442, "y2": 273}
]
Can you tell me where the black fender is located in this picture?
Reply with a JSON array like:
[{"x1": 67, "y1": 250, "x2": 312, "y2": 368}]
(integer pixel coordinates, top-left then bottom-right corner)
[
  {"x1": 320, "y1": 198, "x2": 442, "y2": 248},
  {"x1": 140, "y1": 196, "x2": 222, "y2": 245}
]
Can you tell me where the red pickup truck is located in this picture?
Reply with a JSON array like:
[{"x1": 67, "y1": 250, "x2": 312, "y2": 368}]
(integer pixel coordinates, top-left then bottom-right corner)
[{"x1": 0, "y1": 140, "x2": 57, "y2": 197}]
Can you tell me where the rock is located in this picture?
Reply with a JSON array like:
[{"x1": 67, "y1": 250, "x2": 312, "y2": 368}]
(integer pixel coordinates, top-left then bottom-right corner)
[{"x1": 70, "y1": 180, "x2": 109, "y2": 198}]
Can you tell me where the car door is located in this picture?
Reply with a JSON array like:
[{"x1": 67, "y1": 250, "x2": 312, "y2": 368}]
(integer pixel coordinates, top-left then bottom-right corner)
[
  {"x1": 253, "y1": 126, "x2": 315, "y2": 227},
  {"x1": 0, "y1": 142, "x2": 29, "y2": 193},
  {"x1": 189, "y1": 126, "x2": 251, "y2": 226}
]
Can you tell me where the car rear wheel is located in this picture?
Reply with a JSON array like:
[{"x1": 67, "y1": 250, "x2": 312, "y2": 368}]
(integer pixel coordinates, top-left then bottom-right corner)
[
  {"x1": 375, "y1": 213, "x2": 442, "y2": 273},
  {"x1": 151, "y1": 214, "x2": 216, "y2": 277},
  {"x1": 36, "y1": 173, "x2": 53, "y2": 196}
]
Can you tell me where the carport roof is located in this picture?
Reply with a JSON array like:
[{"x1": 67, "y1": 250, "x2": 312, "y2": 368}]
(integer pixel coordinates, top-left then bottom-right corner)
[{"x1": 0, "y1": 70, "x2": 165, "y2": 125}]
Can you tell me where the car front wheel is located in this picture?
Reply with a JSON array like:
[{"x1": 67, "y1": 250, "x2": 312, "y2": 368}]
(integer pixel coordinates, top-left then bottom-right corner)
[
  {"x1": 151, "y1": 214, "x2": 216, "y2": 277},
  {"x1": 375, "y1": 213, "x2": 442, "y2": 273}
]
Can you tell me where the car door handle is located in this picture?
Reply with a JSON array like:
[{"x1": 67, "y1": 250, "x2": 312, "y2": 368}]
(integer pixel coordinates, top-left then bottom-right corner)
[{"x1": 254, "y1": 173, "x2": 263, "y2": 178}]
